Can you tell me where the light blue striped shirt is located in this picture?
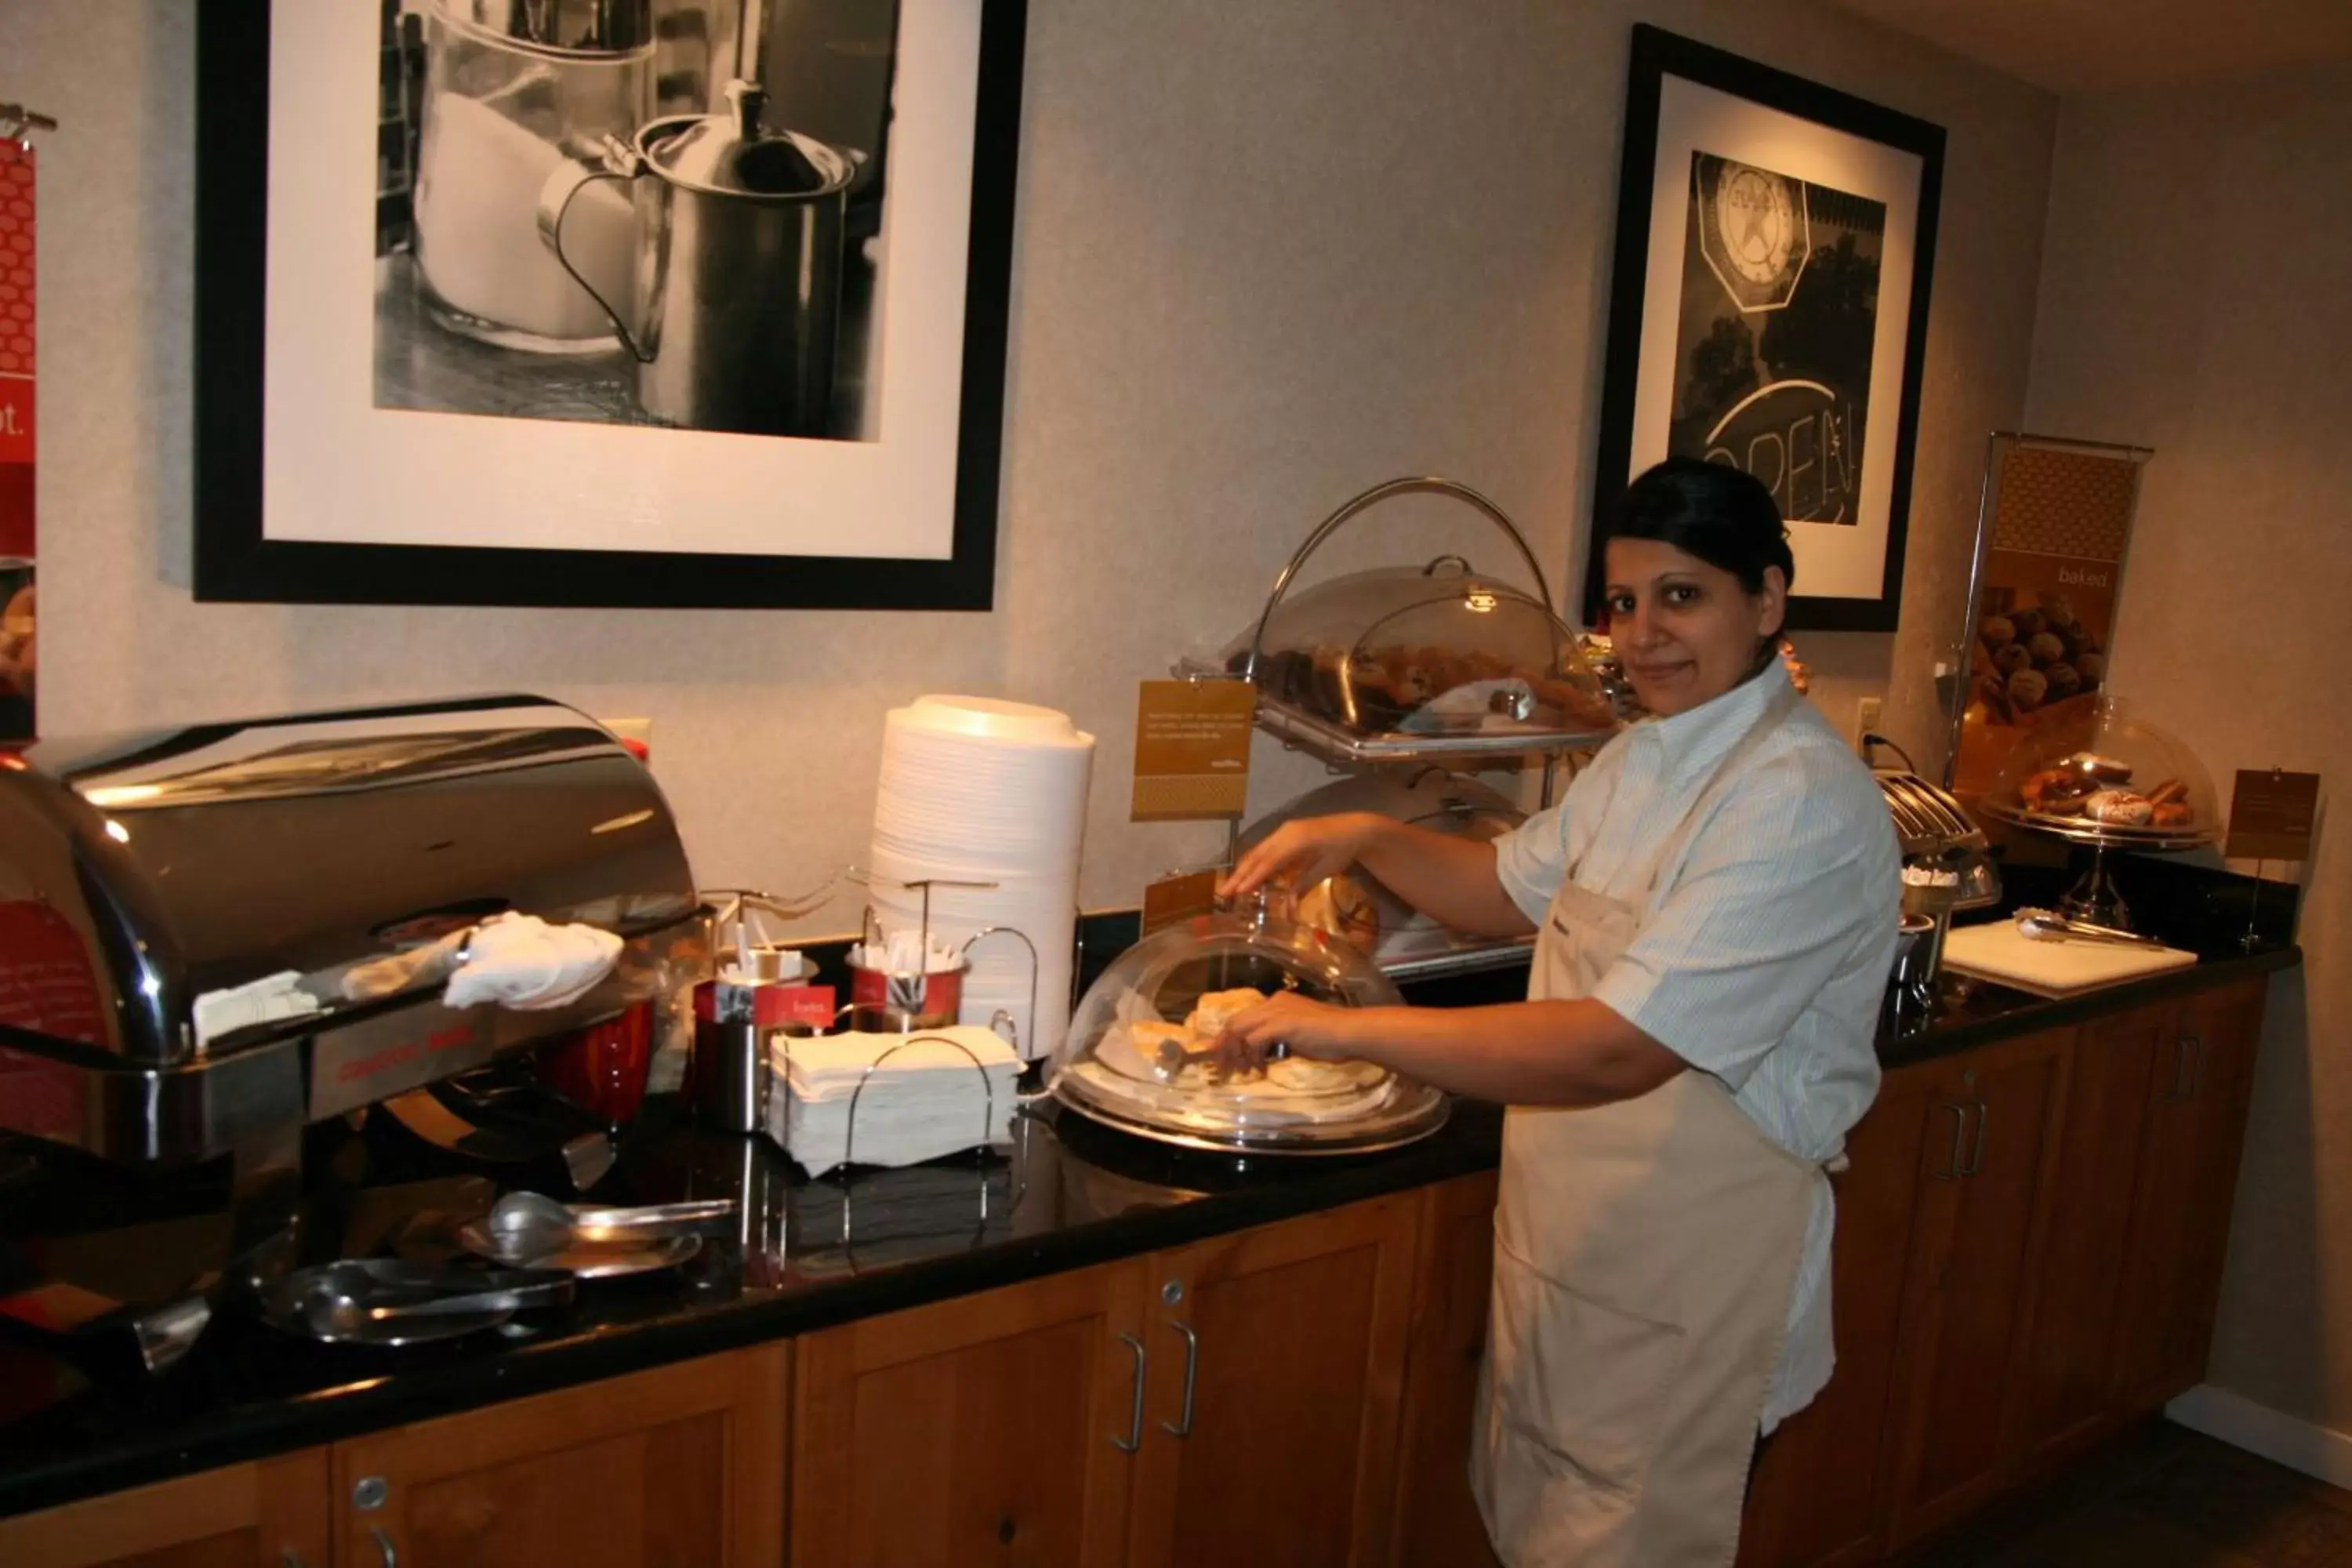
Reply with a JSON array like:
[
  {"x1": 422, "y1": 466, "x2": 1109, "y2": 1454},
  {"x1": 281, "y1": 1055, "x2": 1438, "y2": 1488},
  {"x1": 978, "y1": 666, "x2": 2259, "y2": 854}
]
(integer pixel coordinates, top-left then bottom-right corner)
[{"x1": 1493, "y1": 661, "x2": 1900, "y2": 1427}]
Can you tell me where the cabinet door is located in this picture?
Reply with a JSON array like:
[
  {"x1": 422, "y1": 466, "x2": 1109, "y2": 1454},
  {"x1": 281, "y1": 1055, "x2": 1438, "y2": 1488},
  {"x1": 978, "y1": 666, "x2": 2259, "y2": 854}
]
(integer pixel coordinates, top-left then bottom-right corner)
[
  {"x1": 2111, "y1": 981, "x2": 2267, "y2": 1409},
  {"x1": 0, "y1": 1450, "x2": 329, "y2": 1568},
  {"x1": 1883, "y1": 1029, "x2": 2069, "y2": 1548},
  {"x1": 1127, "y1": 1193, "x2": 1419, "y2": 1568},
  {"x1": 1387, "y1": 1171, "x2": 1501, "y2": 1568},
  {"x1": 2006, "y1": 1003, "x2": 2167, "y2": 1468},
  {"x1": 332, "y1": 1344, "x2": 787, "y2": 1568},
  {"x1": 1736, "y1": 1062, "x2": 1939, "y2": 1568},
  {"x1": 791, "y1": 1259, "x2": 1147, "y2": 1568}
]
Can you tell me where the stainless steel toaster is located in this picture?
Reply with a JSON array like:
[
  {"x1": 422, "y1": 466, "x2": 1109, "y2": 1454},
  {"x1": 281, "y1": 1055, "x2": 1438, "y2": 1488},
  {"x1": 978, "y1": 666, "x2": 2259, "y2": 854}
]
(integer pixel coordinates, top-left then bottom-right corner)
[{"x1": 0, "y1": 695, "x2": 706, "y2": 1167}]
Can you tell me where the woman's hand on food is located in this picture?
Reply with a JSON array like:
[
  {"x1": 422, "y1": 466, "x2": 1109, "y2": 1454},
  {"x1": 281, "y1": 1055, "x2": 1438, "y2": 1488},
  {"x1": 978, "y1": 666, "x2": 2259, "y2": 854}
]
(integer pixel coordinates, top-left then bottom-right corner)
[
  {"x1": 1218, "y1": 812, "x2": 1385, "y2": 902},
  {"x1": 1213, "y1": 992, "x2": 1376, "y2": 1077}
]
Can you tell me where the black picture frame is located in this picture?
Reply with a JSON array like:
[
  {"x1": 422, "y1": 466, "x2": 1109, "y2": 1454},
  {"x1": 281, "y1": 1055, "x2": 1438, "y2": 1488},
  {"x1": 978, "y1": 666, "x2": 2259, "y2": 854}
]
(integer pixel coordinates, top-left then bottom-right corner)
[
  {"x1": 1584, "y1": 24, "x2": 1945, "y2": 633},
  {"x1": 192, "y1": 0, "x2": 1027, "y2": 611}
]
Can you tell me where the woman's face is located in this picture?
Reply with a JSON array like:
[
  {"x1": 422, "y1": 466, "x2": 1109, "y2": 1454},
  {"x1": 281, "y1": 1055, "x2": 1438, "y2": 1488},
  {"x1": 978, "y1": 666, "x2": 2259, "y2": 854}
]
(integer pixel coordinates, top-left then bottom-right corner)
[{"x1": 1602, "y1": 538, "x2": 1785, "y2": 717}]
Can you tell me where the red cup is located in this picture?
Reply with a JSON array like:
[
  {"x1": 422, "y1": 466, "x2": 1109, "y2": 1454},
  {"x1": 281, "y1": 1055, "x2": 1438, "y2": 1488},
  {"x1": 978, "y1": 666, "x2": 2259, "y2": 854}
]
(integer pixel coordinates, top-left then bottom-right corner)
[
  {"x1": 847, "y1": 962, "x2": 964, "y2": 1030},
  {"x1": 535, "y1": 1000, "x2": 655, "y2": 1127}
]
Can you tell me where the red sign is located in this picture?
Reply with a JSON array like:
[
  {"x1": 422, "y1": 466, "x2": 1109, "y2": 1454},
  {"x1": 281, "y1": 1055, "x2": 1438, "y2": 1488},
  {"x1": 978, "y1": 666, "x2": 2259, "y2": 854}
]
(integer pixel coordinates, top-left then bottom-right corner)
[{"x1": 0, "y1": 138, "x2": 34, "y2": 744}]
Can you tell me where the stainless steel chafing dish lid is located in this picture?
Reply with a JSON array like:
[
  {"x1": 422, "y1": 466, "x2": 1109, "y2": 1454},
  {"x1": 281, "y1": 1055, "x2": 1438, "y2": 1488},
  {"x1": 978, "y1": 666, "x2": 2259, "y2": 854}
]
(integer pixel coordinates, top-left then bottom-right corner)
[{"x1": 0, "y1": 695, "x2": 697, "y2": 1069}]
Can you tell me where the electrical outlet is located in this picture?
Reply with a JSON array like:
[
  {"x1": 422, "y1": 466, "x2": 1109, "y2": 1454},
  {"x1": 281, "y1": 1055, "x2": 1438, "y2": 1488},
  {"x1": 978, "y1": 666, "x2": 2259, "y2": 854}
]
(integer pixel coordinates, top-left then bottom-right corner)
[{"x1": 1853, "y1": 697, "x2": 1882, "y2": 757}]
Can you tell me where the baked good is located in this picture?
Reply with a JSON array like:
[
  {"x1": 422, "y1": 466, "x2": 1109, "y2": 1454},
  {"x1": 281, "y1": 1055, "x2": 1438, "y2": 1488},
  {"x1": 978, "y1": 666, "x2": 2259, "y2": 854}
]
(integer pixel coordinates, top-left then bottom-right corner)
[
  {"x1": 1266, "y1": 1057, "x2": 1385, "y2": 1094},
  {"x1": 1131, "y1": 1021, "x2": 1192, "y2": 1056},
  {"x1": 2073, "y1": 753, "x2": 2134, "y2": 784},
  {"x1": 2085, "y1": 789, "x2": 2154, "y2": 826},
  {"x1": 2007, "y1": 668, "x2": 2049, "y2": 710},
  {"x1": 1185, "y1": 987, "x2": 1269, "y2": 1038},
  {"x1": 2020, "y1": 767, "x2": 2097, "y2": 814}
]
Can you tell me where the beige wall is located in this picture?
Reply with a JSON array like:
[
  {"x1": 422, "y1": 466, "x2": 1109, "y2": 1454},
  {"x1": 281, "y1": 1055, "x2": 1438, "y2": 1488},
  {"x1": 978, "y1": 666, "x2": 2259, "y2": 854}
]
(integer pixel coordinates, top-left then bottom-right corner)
[
  {"x1": 11, "y1": 0, "x2": 2052, "y2": 932},
  {"x1": 2024, "y1": 64, "x2": 2352, "y2": 1433}
]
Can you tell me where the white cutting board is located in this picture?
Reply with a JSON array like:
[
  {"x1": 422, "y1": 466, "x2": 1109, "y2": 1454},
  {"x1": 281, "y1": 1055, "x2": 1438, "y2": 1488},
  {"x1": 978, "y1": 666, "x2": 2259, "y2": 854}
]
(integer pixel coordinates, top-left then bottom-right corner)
[{"x1": 1943, "y1": 922, "x2": 2198, "y2": 997}]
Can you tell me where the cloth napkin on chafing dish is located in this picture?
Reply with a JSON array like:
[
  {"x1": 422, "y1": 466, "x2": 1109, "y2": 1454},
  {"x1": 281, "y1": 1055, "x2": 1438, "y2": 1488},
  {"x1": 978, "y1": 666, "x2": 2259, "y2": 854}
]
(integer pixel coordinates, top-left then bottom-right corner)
[{"x1": 442, "y1": 913, "x2": 623, "y2": 1011}]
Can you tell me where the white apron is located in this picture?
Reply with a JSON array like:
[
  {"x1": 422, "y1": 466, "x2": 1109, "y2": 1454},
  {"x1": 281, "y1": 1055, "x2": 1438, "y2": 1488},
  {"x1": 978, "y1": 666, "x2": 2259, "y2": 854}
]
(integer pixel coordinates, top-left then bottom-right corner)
[{"x1": 1472, "y1": 678, "x2": 1823, "y2": 1568}]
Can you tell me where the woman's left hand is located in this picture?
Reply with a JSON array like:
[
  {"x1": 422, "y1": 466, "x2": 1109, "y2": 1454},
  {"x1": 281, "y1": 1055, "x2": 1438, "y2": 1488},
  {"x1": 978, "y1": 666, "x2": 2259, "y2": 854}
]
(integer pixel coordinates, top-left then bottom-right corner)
[{"x1": 1214, "y1": 993, "x2": 1375, "y2": 1077}]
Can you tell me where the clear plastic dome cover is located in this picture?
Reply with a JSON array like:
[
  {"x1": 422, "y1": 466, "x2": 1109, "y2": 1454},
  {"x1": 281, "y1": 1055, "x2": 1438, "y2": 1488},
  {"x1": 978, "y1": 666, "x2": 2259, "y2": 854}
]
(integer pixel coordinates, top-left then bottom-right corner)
[
  {"x1": 1239, "y1": 771, "x2": 1526, "y2": 969},
  {"x1": 1049, "y1": 905, "x2": 1448, "y2": 1153},
  {"x1": 1186, "y1": 564, "x2": 1619, "y2": 741},
  {"x1": 1981, "y1": 695, "x2": 2222, "y2": 845}
]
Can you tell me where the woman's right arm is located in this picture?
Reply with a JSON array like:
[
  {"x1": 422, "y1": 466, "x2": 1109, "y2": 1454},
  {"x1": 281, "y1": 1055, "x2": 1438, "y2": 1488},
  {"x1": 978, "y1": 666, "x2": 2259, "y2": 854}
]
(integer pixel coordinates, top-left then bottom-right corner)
[{"x1": 1219, "y1": 812, "x2": 1536, "y2": 938}]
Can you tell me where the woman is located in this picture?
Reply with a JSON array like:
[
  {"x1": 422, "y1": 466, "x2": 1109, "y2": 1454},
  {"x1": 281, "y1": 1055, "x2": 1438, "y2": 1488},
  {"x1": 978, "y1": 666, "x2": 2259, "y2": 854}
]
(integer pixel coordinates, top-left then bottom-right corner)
[{"x1": 1218, "y1": 458, "x2": 1898, "y2": 1566}]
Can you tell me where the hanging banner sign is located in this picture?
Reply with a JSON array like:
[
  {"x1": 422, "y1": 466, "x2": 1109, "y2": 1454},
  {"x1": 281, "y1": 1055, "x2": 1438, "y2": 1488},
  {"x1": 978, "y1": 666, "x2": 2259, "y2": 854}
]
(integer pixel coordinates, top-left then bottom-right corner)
[
  {"x1": 1951, "y1": 437, "x2": 2147, "y2": 804},
  {"x1": 0, "y1": 136, "x2": 35, "y2": 744}
]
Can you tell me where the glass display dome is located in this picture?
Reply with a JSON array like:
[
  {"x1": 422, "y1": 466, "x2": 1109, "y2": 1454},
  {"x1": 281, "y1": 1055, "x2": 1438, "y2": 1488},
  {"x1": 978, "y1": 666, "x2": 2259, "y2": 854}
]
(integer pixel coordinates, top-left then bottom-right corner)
[
  {"x1": 1048, "y1": 902, "x2": 1448, "y2": 1155},
  {"x1": 1181, "y1": 562, "x2": 1621, "y2": 748},
  {"x1": 1979, "y1": 695, "x2": 2222, "y2": 849}
]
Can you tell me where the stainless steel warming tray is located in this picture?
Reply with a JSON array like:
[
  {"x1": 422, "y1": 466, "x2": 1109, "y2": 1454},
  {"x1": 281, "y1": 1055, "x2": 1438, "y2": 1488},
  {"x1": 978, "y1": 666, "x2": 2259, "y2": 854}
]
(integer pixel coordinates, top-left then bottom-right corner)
[{"x1": 0, "y1": 695, "x2": 705, "y2": 1165}]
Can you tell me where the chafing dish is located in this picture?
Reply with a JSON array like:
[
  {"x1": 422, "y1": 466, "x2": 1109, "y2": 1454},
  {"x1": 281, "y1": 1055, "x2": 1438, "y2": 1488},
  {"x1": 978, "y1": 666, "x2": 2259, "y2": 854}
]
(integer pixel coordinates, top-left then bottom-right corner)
[{"x1": 0, "y1": 695, "x2": 705, "y2": 1170}]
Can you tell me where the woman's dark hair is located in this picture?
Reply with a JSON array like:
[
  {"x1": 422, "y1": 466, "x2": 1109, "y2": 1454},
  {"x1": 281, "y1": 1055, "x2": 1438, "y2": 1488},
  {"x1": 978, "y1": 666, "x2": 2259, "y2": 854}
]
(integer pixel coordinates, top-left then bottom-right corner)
[{"x1": 1603, "y1": 457, "x2": 1795, "y2": 595}]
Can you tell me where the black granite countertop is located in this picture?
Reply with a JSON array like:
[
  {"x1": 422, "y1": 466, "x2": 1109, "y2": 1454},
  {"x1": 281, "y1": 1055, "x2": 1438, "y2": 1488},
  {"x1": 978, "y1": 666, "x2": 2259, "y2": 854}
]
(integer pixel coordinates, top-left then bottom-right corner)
[
  {"x1": 0, "y1": 1092, "x2": 1508, "y2": 1519},
  {"x1": 0, "y1": 858, "x2": 2303, "y2": 1520}
]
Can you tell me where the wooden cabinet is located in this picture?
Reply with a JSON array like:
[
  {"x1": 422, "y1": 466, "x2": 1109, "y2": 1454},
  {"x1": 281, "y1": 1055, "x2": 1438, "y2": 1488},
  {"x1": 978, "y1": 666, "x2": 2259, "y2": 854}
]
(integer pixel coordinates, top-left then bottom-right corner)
[
  {"x1": 1123, "y1": 1193, "x2": 1420, "y2": 1568},
  {"x1": 1737, "y1": 1062, "x2": 1939, "y2": 1568},
  {"x1": 2002, "y1": 978, "x2": 2268, "y2": 1480},
  {"x1": 2110, "y1": 981, "x2": 2266, "y2": 1409},
  {"x1": 0, "y1": 1450, "x2": 329, "y2": 1568},
  {"x1": 1882, "y1": 1028, "x2": 2070, "y2": 1548},
  {"x1": 791, "y1": 1259, "x2": 1148, "y2": 1567},
  {"x1": 332, "y1": 1344, "x2": 788, "y2": 1568},
  {"x1": 1738, "y1": 978, "x2": 2270, "y2": 1567},
  {"x1": 789, "y1": 1192, "x2": 1421, "y2": 1568},
  {"x1": 1387, "y1": 1172, "x2": 1501, "y2": 1568},
  {"x1": 2005, "y1": 1002, "x2": 2167, "y2": 1467}
]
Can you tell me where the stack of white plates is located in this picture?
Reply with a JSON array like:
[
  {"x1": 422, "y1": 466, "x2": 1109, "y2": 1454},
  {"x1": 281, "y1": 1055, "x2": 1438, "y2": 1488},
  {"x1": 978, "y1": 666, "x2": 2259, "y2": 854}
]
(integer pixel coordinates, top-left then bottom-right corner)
[{"x1": 868, "y1": 695, "x2": 1095, "y2": 1060}]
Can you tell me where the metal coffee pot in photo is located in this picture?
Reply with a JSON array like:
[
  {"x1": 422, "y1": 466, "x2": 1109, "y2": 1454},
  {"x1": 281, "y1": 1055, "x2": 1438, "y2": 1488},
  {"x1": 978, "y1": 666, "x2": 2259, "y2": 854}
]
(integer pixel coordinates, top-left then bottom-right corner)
[{"x1": 538, "y1": 79, "x2": 858, "y2": 437}]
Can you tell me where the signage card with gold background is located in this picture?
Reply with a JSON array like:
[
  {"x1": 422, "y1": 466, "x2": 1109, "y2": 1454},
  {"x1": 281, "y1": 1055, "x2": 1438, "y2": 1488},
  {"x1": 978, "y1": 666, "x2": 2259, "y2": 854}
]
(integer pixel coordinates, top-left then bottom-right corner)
[{"x1": 1951, "y1": 437, "x2": 2147, "y2": 801}]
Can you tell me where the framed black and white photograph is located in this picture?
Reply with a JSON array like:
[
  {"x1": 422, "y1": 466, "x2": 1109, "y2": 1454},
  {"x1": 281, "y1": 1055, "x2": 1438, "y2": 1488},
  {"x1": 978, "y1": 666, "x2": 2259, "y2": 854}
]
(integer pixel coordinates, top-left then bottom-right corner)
[
  {"x1": 194, "y1": 0, "x2": 1027, "y2": 609},
  {"x1": 1584, "y1": 24, "x2": 1944, "y2": 633}
]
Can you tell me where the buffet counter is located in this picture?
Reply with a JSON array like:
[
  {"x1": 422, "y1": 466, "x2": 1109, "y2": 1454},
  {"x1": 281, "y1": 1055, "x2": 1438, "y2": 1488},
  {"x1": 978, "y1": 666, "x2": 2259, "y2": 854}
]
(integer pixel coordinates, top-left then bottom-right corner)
[{"x1": 0, "y1": 905, "x2": 2300, "y2": 1568}]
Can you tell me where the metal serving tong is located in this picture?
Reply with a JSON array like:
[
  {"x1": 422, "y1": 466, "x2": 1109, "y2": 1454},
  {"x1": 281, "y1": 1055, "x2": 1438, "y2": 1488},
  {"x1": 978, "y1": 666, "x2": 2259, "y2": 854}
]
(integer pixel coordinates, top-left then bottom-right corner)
[
  {"x1": 263, "y1": 1260, "x2": 576, "y2": 1342},
  {"x1": 2014, "y1": 908, "x2": 2166, "y2": 947}
]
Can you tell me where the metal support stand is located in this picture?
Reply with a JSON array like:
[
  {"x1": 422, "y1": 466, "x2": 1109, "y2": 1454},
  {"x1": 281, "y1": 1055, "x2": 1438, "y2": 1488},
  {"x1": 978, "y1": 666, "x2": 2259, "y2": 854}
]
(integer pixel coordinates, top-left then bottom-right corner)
[{"x1": 2059, "y1": 840, "x2": 2132, "y2": 931}]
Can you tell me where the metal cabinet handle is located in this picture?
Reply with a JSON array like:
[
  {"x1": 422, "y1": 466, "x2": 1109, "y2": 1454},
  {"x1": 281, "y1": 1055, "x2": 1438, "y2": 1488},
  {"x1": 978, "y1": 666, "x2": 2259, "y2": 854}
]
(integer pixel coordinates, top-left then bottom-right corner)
[
  {"x1": 1960, "y1": 1099, "x2": 1990, "y2": 1178},
  {"x1": 1160, "y1": 1319, "x2": 1200, "y2": 1438},
  {"x1": 1112, "y1": 1331, "x2": 1148, "y2": 1453},
  {"x1": 2171, "y1": 1034, "x2": 2205, "y2": 1102},
  {"x1": 372, "y1": 1528, "x2": 398, "y2": 1568},
  {"x1": 1930, "y1": 1101, "x2": 1970, "y2": 1181}
]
